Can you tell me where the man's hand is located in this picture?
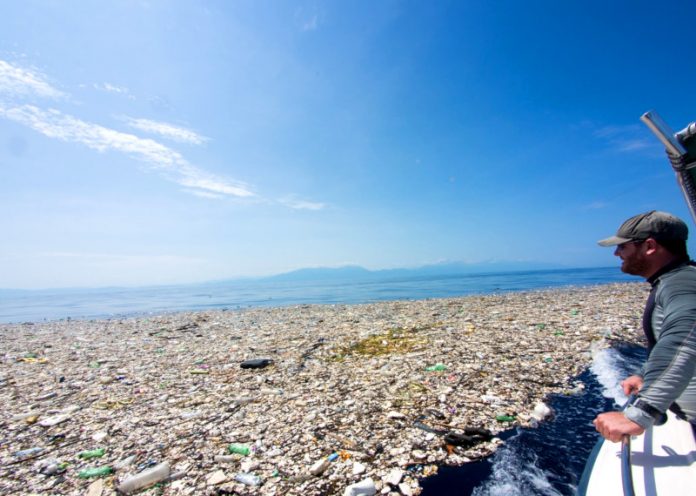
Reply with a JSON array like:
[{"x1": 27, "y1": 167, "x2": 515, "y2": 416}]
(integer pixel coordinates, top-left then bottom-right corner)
[
  {"x1": 593, "y1": 412, "x2": 645, "y2": 443},
  {"x1": 621, "y1": 375, "x2": 643, "y2": 396}
]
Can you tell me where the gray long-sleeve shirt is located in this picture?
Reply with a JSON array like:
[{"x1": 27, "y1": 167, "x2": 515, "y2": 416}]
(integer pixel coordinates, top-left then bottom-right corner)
[{"x1": 624, "y1": 263, "x2": 696, "y2": 429}]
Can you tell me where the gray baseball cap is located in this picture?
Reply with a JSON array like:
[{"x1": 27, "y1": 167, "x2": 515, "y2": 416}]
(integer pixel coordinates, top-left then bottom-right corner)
[{"x1": 597, "y1": 210, "x2": 688, "y2": 247}]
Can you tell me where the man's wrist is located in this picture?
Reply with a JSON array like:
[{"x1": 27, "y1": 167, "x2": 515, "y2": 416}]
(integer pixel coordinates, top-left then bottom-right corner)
[{"x1": 624, "y1": 400, "x2": 662, "y2": 429}]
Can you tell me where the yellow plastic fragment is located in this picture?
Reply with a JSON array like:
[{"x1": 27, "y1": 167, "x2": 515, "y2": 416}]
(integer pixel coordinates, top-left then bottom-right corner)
[
  {"x1": 18, "y1": 357, "x2": 49, "y2": 364},
  {"x1": 92, "y1": 398, "x2": 134, "y2": 410}
]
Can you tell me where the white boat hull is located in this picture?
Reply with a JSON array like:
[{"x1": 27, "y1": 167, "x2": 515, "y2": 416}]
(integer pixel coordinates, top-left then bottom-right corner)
[{"x1": 578, "y1": 411, "x2": 696, "y2": 495}]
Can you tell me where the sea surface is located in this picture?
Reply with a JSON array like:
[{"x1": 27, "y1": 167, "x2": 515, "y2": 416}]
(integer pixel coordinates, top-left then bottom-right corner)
[{"x1": 0, "y1": 266, "x2": 635, "y2": 324}]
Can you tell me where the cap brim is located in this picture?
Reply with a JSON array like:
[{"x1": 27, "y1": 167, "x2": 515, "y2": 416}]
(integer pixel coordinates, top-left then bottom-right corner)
[{"x1": 597, "y1": 235, "x2": 632, "y2": 247}]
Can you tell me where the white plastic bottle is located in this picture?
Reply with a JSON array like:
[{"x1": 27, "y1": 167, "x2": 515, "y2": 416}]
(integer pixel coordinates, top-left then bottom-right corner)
[{"x1": 117, "y1": 461, "x2": 170, "y2": 494}]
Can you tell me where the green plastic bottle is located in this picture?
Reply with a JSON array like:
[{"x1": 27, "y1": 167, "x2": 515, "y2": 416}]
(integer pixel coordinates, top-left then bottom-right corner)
[
  {"x1": 78, "y1": 465, "x2": 113, "y2": 478},
  {"x1": 495, "y1": 415, "x2": 516, "y2": 422},
  {"x1": 228, "y1": 443, "x2": 250, "y2": 456},
  {"x1": 78, "y1": 448, "x2": 105, "y2": 459},
  {"x1": 425, "y1": 363, "x2": 446, "y2": 372}
]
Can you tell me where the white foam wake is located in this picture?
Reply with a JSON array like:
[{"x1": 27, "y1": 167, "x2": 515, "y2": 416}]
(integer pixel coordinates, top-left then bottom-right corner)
[
  {"x1": 589, "y1": 344, "x2": 630, "y2": 405},
  {"x1": 472, "y1": 441, "x2": 562, "y2": 496}
]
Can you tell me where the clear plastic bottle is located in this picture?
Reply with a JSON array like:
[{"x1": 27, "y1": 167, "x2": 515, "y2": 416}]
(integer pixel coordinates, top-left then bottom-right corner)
[
  {"x1": 117, "y1": 461, "x2": 170, "y2": 494},
  {"x1": 234, "y1": 472, "x2": 261, "y2": 486}
]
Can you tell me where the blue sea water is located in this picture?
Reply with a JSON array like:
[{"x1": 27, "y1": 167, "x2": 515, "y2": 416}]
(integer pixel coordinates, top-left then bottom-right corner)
[{"x1": 0, "y1": 266, "x2": 634, "y2": 324}]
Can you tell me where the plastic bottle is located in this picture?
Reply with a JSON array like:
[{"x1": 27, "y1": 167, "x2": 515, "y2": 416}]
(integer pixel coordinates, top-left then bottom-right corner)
[
  {"x1": 234, "y1": 472, "x2": 261, "y2": 486},
  {"x1": 117, "y1": 461, "x2": 171, "y2": 494},
  {"x1": 14, "y1": 447, "x2": 44, "y2": 458},
  {"x1": 343, "y1": 477, "x2": 376, "y2": 496},
  {"x1": 425, "y1": 363, "x2": 446, "y2": 372},
  {"x1": 495, "y1": 414, "x2": 516, "y2": 422},
  {"x1": 78, "y1": 465, "x2": 113, "y2": 478},
  {"x1": 228, "y1": 443, "x2": 250, "y2": 456},
  {"x1": 78, "y1": 448, "x2": 105, "y2": 459}
]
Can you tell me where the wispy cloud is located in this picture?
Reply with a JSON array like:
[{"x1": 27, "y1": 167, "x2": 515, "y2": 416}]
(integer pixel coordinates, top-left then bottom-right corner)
[
  {"x1": 125, "y1": 117, "x2": 209, "y2": 145},
  {"x1": 41, "y1": 251, "x2": 204, "y2": 264},
  {"x1": 295, "y1": 6, "x2": 321, "y2": 32},
  {"x1": 0, "y1": 59, "x2": 321, "y2": 209},
  {"x1": 0, "y1": 104, "x2": 254, "y2": 198},
  {"x1": 279, "y1": 196, "x2": 326, "y2": 210},
  {"x1": 581, "y1": 201, "x2": 609, "y2": 210},
  {"x1": 93, "y1": 82, "x2": 135, "y2": 100},
  {"x1": 186, "y1": 189, "x2": 224, "y2": 199},
  {"x1": 594, "y1": 124, "x2": 653, "y2": 152},
  {"x1": 0, "y1": 60, "x2": 66, "y2": 99},
  {"x1": 302, "y1": 15, "x2": 319, "y2": 31}
]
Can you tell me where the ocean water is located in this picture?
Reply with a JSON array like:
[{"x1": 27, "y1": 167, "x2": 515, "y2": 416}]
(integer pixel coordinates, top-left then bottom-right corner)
[{"x1": 0, "y1": 266, "x2": 634, "y2": 324}]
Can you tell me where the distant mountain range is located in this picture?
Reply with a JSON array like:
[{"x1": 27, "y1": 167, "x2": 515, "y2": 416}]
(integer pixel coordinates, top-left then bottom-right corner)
[{"x1": 261, "y1": 261, "x2": 570, "y2": 282}]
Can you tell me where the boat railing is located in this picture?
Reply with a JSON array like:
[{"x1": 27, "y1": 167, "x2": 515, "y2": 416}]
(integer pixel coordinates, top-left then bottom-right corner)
[{"x1": 620, "y1": 435, "x2": 636, "y2": 496}]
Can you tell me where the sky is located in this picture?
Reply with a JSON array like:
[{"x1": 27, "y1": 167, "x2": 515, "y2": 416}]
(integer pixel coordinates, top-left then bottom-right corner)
[{"x1": 2, "y1": 1, "x2": 696, "y2": 289}]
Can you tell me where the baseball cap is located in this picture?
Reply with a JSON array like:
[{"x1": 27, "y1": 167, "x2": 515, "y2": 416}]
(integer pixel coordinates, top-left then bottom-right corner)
[{"x1": 597, "y1": 210, "x2": 689, "y2": 247}]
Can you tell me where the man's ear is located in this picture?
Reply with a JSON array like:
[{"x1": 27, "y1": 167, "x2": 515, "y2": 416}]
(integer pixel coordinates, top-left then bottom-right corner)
[{"x1": 644, "y1": 238, "x2": 659, "y2": 255}]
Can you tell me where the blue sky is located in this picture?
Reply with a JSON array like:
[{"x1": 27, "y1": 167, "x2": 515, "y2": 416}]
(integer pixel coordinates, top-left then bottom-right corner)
[{"x1": 2, "y1": 1, "x2": 696, "y2": 289}]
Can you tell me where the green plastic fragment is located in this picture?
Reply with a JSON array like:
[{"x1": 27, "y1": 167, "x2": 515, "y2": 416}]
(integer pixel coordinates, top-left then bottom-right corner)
[
  {"x1": 78, "y1": 448, "x2": 105, "y2": 459},
  {"x1": 495, "y1": 415, "x2": 516, "y2": 422},
  {"x1": 78, "y1": 465, "x2": 112, "y2": 478},
  {"x1": 425, "y1": 363, "x2": 447, "y2": 372}
]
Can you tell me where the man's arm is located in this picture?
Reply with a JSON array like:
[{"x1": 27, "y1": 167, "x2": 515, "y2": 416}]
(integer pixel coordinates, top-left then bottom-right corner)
[
  {"x1": 624, "y1": 280, "x2": 696, "y2": 429},
  {"x1": 624, "y1": 322, "x2": 696, "y2": 428}
]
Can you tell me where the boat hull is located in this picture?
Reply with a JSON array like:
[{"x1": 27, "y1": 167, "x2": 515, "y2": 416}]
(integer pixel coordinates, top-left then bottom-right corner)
[{"x1": 578, "y1": 411, "x2": 696, "y2": 495}]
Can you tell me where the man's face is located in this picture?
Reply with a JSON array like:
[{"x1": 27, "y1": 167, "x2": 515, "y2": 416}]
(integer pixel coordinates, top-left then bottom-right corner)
[{"x1": 614, "y1": 240, "x2": 648, "y2": 276}]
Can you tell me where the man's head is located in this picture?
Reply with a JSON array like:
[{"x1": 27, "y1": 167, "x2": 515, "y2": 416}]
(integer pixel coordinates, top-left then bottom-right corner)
[{"x1": 598, "y1": 211, "x2": 689, "y2": 277}]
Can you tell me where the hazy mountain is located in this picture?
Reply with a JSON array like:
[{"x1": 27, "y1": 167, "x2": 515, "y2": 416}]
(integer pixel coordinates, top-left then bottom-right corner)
[{"x1": 263, "y1": 261, "x2": 569, "y2": 282}]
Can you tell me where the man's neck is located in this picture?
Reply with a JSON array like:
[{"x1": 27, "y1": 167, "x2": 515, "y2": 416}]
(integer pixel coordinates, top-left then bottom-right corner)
[{"x1": 646, "y1": 256, "x2": 688, "y2": 284}]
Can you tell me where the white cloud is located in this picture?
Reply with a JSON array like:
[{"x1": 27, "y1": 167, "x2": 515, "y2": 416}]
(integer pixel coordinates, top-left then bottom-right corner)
[
  {"x1": 186, "y1": 189, "x2": 224, "y2": 199},
  {"x1": 0, "y1": 104, "x2": 254, "y2": 198},
  {"x1": 0, "y1": 60, "x2": 65, "y2": 99},
  {"x1": 95, "y1": 82, "x2": 130, "y2": 94},
  {"x1": 125, "y1": 117, "x2": 209, "y2": 145},
  {"x1": 594, "y1": 124, "x2": 653, "y2": 152},
  {"x1": 41, "y1": 251, "x2": 204, "y2": 264},
  {"x1": 581, "y1": 201, "x2": 609, "y2": 210},
  {"x1": 0, "y1": 58, "x2": 316, "y2": 209},
  {"x1": 279, "y1": 196, "x2": 326, "y2": 210},
  {"x1": 302, "y1": 15, "x2": 319, "y2": 31}
]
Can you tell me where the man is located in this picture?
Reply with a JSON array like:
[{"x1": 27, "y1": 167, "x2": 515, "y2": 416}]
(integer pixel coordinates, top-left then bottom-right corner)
[{"x1": 593, "y1": 210, "x2": 696, "y2": 442}]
